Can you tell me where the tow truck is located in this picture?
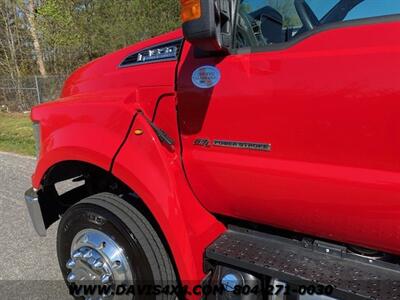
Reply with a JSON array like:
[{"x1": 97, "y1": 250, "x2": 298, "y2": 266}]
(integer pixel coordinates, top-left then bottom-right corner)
[{"x1": 25, "y1": 0, "x2": 400, "y2": 299}]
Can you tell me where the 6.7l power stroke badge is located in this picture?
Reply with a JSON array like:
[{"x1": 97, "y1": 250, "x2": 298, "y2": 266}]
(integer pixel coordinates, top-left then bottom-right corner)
[{"x1": 194, "y1": 138, "x2": 271, "y2": 152}]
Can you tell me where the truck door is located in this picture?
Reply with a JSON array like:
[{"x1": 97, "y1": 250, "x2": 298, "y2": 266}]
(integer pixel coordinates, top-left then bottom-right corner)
[{"x1": 177, "y1": 0, "x2": 400, "y2": 253}]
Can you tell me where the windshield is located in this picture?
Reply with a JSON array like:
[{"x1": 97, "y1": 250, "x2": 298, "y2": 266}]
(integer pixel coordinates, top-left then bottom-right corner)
[
  {"x1": 236, "y1": 0, "x2": 400, "y2": 49},
  {"x1": 305, "y1": 0, "x2": 340, "y2": 20},
  {"x1": 306, "y1": 0, "x2": 400, "y2": 22}
]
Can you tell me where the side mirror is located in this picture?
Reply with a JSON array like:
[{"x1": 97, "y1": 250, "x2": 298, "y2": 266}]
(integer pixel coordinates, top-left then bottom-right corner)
[{"x1": 180, "y1": 0, "x2": 233, "y2": 53}]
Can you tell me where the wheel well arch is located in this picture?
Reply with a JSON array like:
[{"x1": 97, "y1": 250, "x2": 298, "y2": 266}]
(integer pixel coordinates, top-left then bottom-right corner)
[{"x1": 38, "y1": 160, "x2": 181, "y2": 284}]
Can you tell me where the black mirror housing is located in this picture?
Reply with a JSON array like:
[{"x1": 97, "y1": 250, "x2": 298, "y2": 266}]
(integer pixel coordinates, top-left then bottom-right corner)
[{"x1": 182, "y1": 0, "x2": 233, "y2": 53}]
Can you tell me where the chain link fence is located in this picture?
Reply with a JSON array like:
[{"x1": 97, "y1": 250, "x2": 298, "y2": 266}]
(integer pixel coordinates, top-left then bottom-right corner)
[{"x1": 0, "y1": 75, "x2": 67, "y2": 112}]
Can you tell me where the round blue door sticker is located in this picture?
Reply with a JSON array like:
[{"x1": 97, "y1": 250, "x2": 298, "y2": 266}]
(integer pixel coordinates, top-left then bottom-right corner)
[{"x1": 192, "y1": 66, "x2": 221, "y2": 89}]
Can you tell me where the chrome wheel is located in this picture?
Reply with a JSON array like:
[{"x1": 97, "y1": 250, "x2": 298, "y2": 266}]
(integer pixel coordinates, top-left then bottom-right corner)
[
  {"x1": 66, "y1": 229, "x2": 133, "y2": 298},
  {"x1": 58, "y1": 194, "x2": 178, "y2": 300}
]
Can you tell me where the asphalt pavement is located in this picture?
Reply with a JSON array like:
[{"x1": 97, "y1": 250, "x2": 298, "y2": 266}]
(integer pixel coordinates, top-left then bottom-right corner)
[{"x1": 0, "y1": 151, "x2": 70, "y2": 299}]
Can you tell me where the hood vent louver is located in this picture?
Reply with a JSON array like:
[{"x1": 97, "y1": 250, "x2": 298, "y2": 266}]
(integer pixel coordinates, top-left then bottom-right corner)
[{"x1": 120, "y1": 39, "x2": 183, "y2": 68}]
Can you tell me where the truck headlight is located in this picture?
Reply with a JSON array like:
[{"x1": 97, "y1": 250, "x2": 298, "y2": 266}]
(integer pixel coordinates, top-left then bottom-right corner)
[{"x1": 32, "y1": 122, "x2": 41, "y2": 159}]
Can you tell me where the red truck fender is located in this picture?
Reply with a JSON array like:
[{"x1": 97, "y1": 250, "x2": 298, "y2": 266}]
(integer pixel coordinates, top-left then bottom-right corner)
[
  {"x1": 31, "y1": 92, "x2": 139, "y2": 188},
  {"x1": 111, "y1": 111, "x2": 225, "y2": 282},
  {"x1": 31, "y1": 93, "x2": 225, "y2": 284}
]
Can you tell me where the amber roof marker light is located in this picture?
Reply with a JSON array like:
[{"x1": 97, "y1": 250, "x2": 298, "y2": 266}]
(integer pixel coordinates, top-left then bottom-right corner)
[{"x1": 180, "y1": 0, "x2": 202, "y2": 23}]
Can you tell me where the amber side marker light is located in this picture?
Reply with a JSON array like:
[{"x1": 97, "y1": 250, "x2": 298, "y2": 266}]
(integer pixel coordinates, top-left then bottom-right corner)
[
  {"x1": 180, "y1": 0, "x2": 201, "y2": 23},
  {"x1": 134, "y1": 129, "x2": 144, "y2": 136}
]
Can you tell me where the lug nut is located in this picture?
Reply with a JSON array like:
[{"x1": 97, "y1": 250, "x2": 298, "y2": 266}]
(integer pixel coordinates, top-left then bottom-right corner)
[
  {"x1": 88, "y1": 257, "x2": 96, "y2": 266},
  {"x1": 100, "y1": 274, "x2": 111, "y2": 284},
  {"x1": 66, "y1": 259, "x2": 76, "y2": 269},
  {"x1": 94, "y1": 260, "x2": 104, "y2": 269},
  {"x1": 83, "y1": 249, "x2": 93, "y2": 259},
  {"x1": 72, "y1": 250, "x2": 83, "y2": 259},
  {"x1": 67, "y1": 273, "x2": 77, "y2": 283}
]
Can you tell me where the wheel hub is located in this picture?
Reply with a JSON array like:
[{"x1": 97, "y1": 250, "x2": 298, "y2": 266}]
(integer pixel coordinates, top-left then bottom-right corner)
[{"x1": 66, "y1": 229, "x2": 133, "y2": 299}]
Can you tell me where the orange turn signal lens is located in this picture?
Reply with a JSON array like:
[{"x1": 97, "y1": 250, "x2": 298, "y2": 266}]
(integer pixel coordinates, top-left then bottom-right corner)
[
  {"x1": 180, "y1": 0, "x2": 201, "y2": 23},
  {"x1": 134, "y1": 129, "x2": 144, "y2": 136}
]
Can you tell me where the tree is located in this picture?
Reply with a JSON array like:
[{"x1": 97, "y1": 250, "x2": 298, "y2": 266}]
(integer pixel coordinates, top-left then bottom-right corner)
[
  {"x1": 37, "y1": 0, "x2": 180, "y2": 74},
  {"x1": 0, "y1": 0, "x2": 182, "y2": 111},
  {"x1": 25, "y1": 0, "x2": 47, "y2": 76},
  {"x1": 0, "y1": 0, "x2": 33, "y2": 110},
  {"x1": 267, "y1": 0, "x2": 302, "y2": 27}
]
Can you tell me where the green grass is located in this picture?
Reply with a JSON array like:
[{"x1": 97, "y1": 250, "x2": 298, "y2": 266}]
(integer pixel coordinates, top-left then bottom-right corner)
[{"x1": 0, "y1": 112, "x2": 35, "y2": 156}]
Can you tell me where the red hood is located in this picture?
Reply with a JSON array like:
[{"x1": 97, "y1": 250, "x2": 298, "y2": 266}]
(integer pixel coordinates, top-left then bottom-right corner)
[{"x1": 61, "y1": 29, "x2": 183, "y2": 98}]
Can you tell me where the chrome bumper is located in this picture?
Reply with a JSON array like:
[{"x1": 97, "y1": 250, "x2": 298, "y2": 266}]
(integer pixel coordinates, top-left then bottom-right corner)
[{"x1": 24, "y1": 188, "x2": 46, "y2": 237}]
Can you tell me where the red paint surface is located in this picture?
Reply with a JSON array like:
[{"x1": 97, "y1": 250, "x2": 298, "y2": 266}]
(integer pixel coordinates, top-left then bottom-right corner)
[
  {"x1": 178, "y1": 21, "x2": 400, "y2": 255},
  {"x1": 31, "y1": 30, "x2": 182, "y2": 187},
  {"x1": 30, "y1": 18, "x2": 400, "y2": 288},
  {"x1": 112, "y1": 113, "x2": 224, "y2": 282},
  {"x1": 31, "y1": 29, "x2": 226, "y2": 285}
]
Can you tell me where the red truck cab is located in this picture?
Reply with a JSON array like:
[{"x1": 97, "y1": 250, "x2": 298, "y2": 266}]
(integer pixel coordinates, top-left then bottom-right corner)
[{"x1": 25, "y1": 0, "x2": 400, "y2": 299}]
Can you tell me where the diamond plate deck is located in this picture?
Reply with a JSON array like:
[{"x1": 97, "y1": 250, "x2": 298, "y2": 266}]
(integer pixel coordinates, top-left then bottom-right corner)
[{"x1": 206, "y1": 228, "x2": 400, "y2": 300}]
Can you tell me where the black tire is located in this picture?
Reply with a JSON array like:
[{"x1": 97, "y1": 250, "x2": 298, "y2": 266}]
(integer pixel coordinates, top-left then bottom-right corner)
[{"x1": 57, "y1": 192, "x2": 177, "y2": 300}]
